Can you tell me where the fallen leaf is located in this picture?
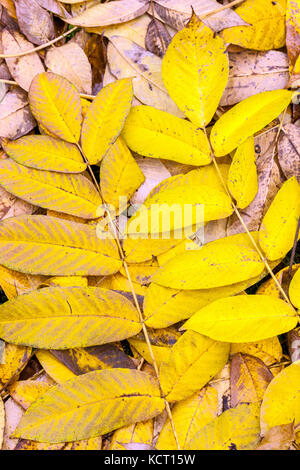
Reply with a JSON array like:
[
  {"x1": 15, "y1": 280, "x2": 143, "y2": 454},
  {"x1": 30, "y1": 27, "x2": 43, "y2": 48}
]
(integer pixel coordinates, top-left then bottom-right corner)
[
  {"x1": 278, "y1": 123, "x2": 300, "y2": 182},
  {"x1": 14, "y1": 0, "x2": 55, "y2": 45}
]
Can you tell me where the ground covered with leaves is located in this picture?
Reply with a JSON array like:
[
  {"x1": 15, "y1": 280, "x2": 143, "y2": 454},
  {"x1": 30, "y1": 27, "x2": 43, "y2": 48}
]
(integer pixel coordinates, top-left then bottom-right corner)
[{"x1": 0, "y1": 0, "x2": 298, "y2": 452}]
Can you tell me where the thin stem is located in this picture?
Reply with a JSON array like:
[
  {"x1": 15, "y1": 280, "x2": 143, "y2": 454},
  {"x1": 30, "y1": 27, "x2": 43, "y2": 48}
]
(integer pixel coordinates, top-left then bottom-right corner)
[
  {"x1": 199, "y1": 0, "x2": 245, "y2": 20},
  {"x1": 0, "y1": 27, "x2": 80, "y2": 59},
  {"x1": 75, "y1": 142, "x2": 181, "y2": 450}
]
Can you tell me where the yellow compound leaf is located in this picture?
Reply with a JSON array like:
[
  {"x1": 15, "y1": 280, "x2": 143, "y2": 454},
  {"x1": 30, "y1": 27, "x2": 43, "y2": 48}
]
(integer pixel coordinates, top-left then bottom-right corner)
[
  {"x1": 0, "y1": 159, "x2": 101, "y2": 219},
  {"x1": 36, "y1": 350, "x2": 76, "y2": 384},
  {"x1": 210, "y1": 89, "x2": 293, "y2": 156},
  {"x1": 66, "y1": 0, "x2": 149, "y2": 27},
  {"x1": 0, "y1": 286, "x2": 142, "y2": 349},
  {"x1": 81, "y1": 79, "x2": 133, "y2": 164},
  {"x1": 0, "y1": 343, "x2": 31, "y2": 385},
  {"x1": 2, "y1": 136, "x2": 86, "y2": 173},
  {"x1": 259, "y1": 176, "x2": 300, "y2": 260},
  {"x1": 14, "y1": 369, "x2": 165, "y2": 442},
  {"x1": 29, "y1": 72, "x2": 82, "y2": 143},
  {"x1": 159, "y1": 330, "x2": 230, "y2": 402},
  {"x1": 109, "y1": 419, "x2": 153, "y2": 450},
  {"x1": 122, "y1": 105, "x2": 211, "y2": 166},
  {"x1": 185, "y1": 403, "x2": 261, "y2": 450},
  {"x1": 260, "y1": 361, "x2": 300, "y2": 434},
  {"x1": 230, "y1": 353, "x2": 273, "y2": 407},
  {"x1": 222, "y1": 0, "x2": 286, "y2": 51},
  {"x1": 0, "y1": 215, "x2": 121, "y2": 276},
  {"x1": 182, "y1": 295, "x2": 298, "y2": 343},
  {"x1": 151, "y1": 232, "x2": 265, "y2": 290},
  {"x1": 156, "y1": 386, "x2": 218, "y2": 450},
  {"x1": 289, "y1": 268, "x2": 300, "y2": 308},
  {"x1": 100, "y1": 137, "x2": 144, "y2": 211},
  {"x1": 228, "y1": 136, "x2": 258, "y2": 209},
  {"x1": 162, "y1": 15, "x2": 229, "y2": 127}
]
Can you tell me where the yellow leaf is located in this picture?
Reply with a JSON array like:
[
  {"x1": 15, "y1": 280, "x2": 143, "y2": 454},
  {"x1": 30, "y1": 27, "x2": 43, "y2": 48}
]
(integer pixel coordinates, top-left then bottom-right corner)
[
  {"x1": 185, "y1": 403, "x2": 261, "y2": 450},
  {"x1": 0, "y1": 265, "x2": 45, "y2": 299},
  {"x1": 81, "y1": 79, "x2": 133, "y2": 164},
  {"x1": 230, "y1": 353, "x2": 273, "y2": 407},
  {"x1": 0, "y1": 215, "x2": 121, "y2": 276},
  {"x1": 159, "y1": 330, "x2": 230, "y2": 402},
  {"x1": 260, "y1": 361, "x2": 300, "y2": 433},
  {"x1": 231, "y1": 337, "x2": 283, "y2": 368},
  {"x1": 144, "y1": 270, "x2": 272, "y2": 329},
  {"x1": 2, "y1": 136, "x2": 86, "y2": 173},
  {"x1": 29, "y1": 72, "x2": 82, "y2": 143},
  {"x1": 109, "y1": 419, "x2": 153, "y2": 450},
  {"x1": 63, "y1": 437, "x2": 102, "y2": 450},
  {"x1": 289, "y1": 268, "x2": 300, "y2": 308},
  {"x1": 0, "y1": 343, "x2": 31, "y2": 385},
  {"x1": 66, "y1": 0, "x2": 149, "y2": 27},
  {"x1": 228, "y1": 136, "x2": 258, "y2": 209},
  {"x1": 156, "y1": 386, "x2": 218, "y2": 450},
  {"x1": 36, "y1": 350, "x2": 76, "y2": 384},
  {"x1": 100, "y1": 137, "x2": 144, "y2": 211},
  {"x1": 120, "y1": 259, "x2": 159, "y2": 285},
  {"x1": 92, "y1": 272, "x2": 147, "y2": 296},
  {"x1": 0, "y1": 286, "x2": 142, "y2": 349},
  {"x1": 182, "y1": 295, "x2": 298, "y2": 343},
  {"x1": 126, "y1": 183, "x2": 232, "y2": 235},
  {"x1": 259, "y1": 176, "x2": 300, "y2": 260},
  {"x1": 46, "y1": 276, "x2": 88, "y2": 288},
  {"x1": 222, "y1": 0, "x2": 286, "y2": 51},
  {"x1": 151, "y1": 232, "x2": 265, "y2": 290},
  {"x1": 122, "y1": 105, "x2": 211, "y2": 166},
  {"x1": 9, "y1": 380, "x2": 53, "y2": 410},
  {"x1": 211, "y1": 89, "x2": 293, "y2": 156},
  {"x1": 162, "y1": 15, "x2": 229, "y2": 126},
  {"x1": 0, "y1": 160, "x2": 102, "y2": 219},
  {"x1": 14, "y1": 369, "x2": 165, "y2": 442}
]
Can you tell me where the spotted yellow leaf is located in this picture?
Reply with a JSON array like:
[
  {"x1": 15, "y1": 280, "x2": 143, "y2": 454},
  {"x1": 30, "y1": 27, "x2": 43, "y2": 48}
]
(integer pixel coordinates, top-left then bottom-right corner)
[
  {"x1": 156, "y1": 386, "x2": 219, "y2": 450},
  {"x1": 259, "y1": 176, "x2": 300, "y2": 260},
  {"x1": 159, "y1": 330, "x2": 230, "y2": 402},
  {"x1": 261, "y1": 361, "x2": 300, "y2": 434},
  {"x1": 0, "y1": 286, "x2": 142, "y2": 349},
  {"x1": 0, "y1": 160, "x2": 101, "y2": 219},
  {"x1": 185, "y1": 403, "x2": 261, "y2": 450},
  {"x1": 109, "y1": 419, "x2": 153, "y2": 450},
  {"x1": 81, "y1": 79, "x2": 133, "y2": 164},
  {"x1": 14, "y1": 369, "x2": 165, "y2": 442},
  {"x1": 0, "y1": 215, "x2": 121, "y2": 276},
  {"x1": 122, "y1": 105, "x2": 211, "y2": 166},
  {"x1": 182, "y1": 295, "x2": 298, "y2": 343},
  {"x1": 100, "y1": 137, "x2": 144, "y2": 212},
  {"x1": 151, "y1": 232, "x2": 265, "y2": 290},
  {"x1": 29, "y1": 72, "x2": 82, "y2": 143},
  {"x1": 162, "y1": 15, "x2": 229, "y2": 127},
  {"x1": 222, "y1": 0, "x2": 286, "y2": 51},
  {"x1": 211, "y1": 90, "x2": 293, "y2": 156},
  {"x1": 2, "y1": 136, "x2": 86, "y2": 173},
  {"x1": 228, "y1": 136, "x2": 258, "y2": 209}
]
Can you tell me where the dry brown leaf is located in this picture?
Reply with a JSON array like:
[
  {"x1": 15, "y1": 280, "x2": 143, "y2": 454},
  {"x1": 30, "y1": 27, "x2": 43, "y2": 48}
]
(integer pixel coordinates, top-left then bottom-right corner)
[
  {"x1": 2, "y1": 398, "x2": 24, "y2": 450},
  {"x1": 35, "y1": 0, "x2": 66, "y2": 16},
  {"x1": 145, "y1": 18, "x2": 171, "y2": 58},
  {"x1": 14, "y1": 0, "x2": 55, "y2": 45},
  {"x1": 0, "y1": 0, "x2": 16, "y2": 19},
  {"x1": 288, "y1": 327, "x2": 300, "y2": 363},
  {"x1": 2, "y1": 29, "x2": 45, "y2": 92},
  {"x1": 84, "y1": 33, "x2": 107, "y2": 94},
  {"x1": 107, "y1": 36, "x2": 183, "y2": 116},
  {"x1": 278, "y1": 123, "x2": 300, "y2": 182},
  {"x1": 220, "y1": 51, "x2": 289, "y2": 107},
  {"x1": 0, "y1": 88, "x2": 36, "y2": 140},
  {"x1": 286, "y1": 0, "x2": 300, "y2": 73},
  {"x1": 154, "y1": 0, "x2": 247, "y2": 32},
  {"x1": 45, "y1": 43, "x2": 92, "y2": 94},
  {"x1": 257, "y1": 422, "x2": 295, "y2": 450},
  {"x1": 230, "y1": 353, "x2": 273, "y2": 407}
]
